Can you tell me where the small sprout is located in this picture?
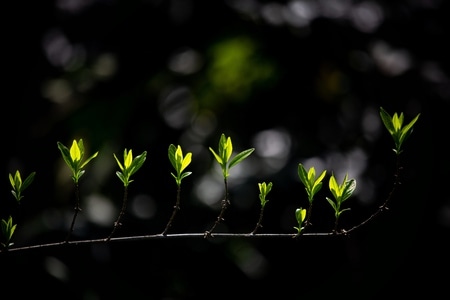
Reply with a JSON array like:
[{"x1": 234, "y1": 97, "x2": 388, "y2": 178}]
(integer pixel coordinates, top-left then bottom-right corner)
[
  {"x1": 379, "y1": 107, "x2": 420, "y2": 155},
  {"x1": 205, "y1": 133, "x2": 255, "y2": 237},
  {"x1": 162, "y1": 144, "x2": 192, "y2": 235},
  {"x1": 168, "y1": 144, "x2": 192, "y2": 187},
  {"x1": 1, "y1": 216, "x2": 17, "y2": 249},
  {"x1": 114, "y1": 149, "x2": 147, "y2": 187},
  {"x1": 9, "y1": 170, "x2": 36, "y2": 203},
  {"x1": 258, "y1": 181, "x2": 272, "y2": 208},
  {"x1": 298, "y1": 164, "x2": 326, "y2": 204},
  {"x1": 293, "y1": 208, "x2": 307, "y2": 236},
  {"x1": 57, "y1": 139, "x2": 99, "y2": 183},
  {"x1": 326, "y1": 173, "x2": 356, "y2": 233},
  {"x1": 298, "y1": 163, "x2": 326, "y2": 227},
  {"x1": 209, "y1": 133, "x2": 255, "y2": 180},
  {"x1": 108, "y1": 148, "x2": 147, "y2": 240},
  {"x1": 251, "y1": 182, "x2": 273, "y2": 234},
  {"x1": 58, "y1": 139, "x2": 98, "y2": 242}
]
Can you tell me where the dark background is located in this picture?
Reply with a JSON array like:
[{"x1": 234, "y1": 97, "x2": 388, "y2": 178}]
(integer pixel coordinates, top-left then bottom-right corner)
[{"x1": 1, "y1": 0, "x2": 447, "y2": 299}]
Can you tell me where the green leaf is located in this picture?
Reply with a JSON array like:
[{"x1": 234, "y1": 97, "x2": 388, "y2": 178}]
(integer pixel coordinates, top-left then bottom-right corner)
[
  {"x1": 338, "y1": 208, "x2": 351, "y2": 216},
  {"x1": 180, "y1": 172, "x2": 192, "y2": 180},
  {"x1": 57, "y1": 141, "x2": 74, "y2": 169},
  {"x1": 21, "y1": 172, "x2": 36, "y2": 192},
  {"x1": 311, "y1": 170, "x2": 326, "y2": 199},
  {"x1": 217, "y1": 134, "x2": 230, "y2": 163},
  {"x1": 328, "y1": 173, "x2": 340, "y2": 200},
  {"x1": 379, "y1": 107, "x2": 395, "y2": 135},
  {"x1": 297, "y1": 164, "x2": 309, "y2": 188},
  {"x1": 70, "y1": 139, "x2": 82, "y2": 162},
  {"x1": 114, "y1": 153, "x2": 124, "y2": 171},
  {"x1": 295, "y1": 208, "x2": 306, "y2": 223},
  {"x1": 326, "y1": 197, "x2": 337, "y2": 211},
  {"x1": 116, "y1": 171, "x2": 126, "y2": 185},
  {"x1": 80, "y1": 152, "x2": 99, "y2": 169},
  {"x1": 209, "y1": 147, "x2": 223, "y2": 165},
  {"x1": 228, "y1": 148, "x2": 255, "y2": 169},
  {"x1": 168, "y1": 144, "x2": 178, "y2": 169},
  {"x1": 180, "y1": 153, "x2": 192, "y2": 173},
  {"x1": 224, "y1": 136, "x2": 233, "y2": 163},
  {"x1": 124, "y1": 149, "x2": 133, "y2": 169},
  {"x1": 310, "y1": 182, "x2": 323, "y2": 199},
  {"x1": 314, "y1": 170, "x2": 327, "y2": 188},
  {"x1": 398, "y1": 113, "x2": 420, "y2": 146},
  {"x1": 341, "y1": 179, "x2": 356, "y2": 202}
]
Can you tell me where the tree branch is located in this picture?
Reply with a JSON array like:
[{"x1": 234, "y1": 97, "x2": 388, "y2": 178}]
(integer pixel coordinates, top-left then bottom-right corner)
[{"x1": 0, "y1": 232, "x2": 338, "y2": 253}]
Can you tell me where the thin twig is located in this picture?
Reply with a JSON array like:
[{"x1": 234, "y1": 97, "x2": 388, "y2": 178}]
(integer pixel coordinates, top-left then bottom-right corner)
[
  {"x1": 344, "y1": 154, "x2": 402, "y2": 235},
  {"x1": 106, "y1": 186, "x2": 129, "y2": 241},
  {"x1": 204, "y1": 179, "x2": 230, "y2": 237},
  {"x1": 250, "y1": 206, "x2": 265, "y2": 234},
  {"x1": 0, "y1": 232, "x2": 335, "y2": 254},
  {"x1": 65, "y1": 183, "x2": 81, "y2": 242},
  {"x1": 161, "y1": 185, "x2": 182, "y2": 235}
]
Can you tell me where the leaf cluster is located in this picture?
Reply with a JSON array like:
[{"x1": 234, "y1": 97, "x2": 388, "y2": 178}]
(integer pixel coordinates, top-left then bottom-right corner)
[
  {"x1": 380, "y1": 107, "x2": 420, "y2": 154},
  {"x1": 114, "y1": 149, "x2": 147, "y2": 187},
  {"x1": 57, "y1": 139, "x2": 99, "y2": 183},
  {"x1": 209, "y1": 133, "x2": 255, "y2": 179},
  {"x1": 168, "y1": 144, "x2": 192, "y2": 186},
  {"x1": 9, "y1": 170, "x2": 35, "y2": 202},
  {"x1": 326, "y1": 173, "x2": 356, "y2": 220}
]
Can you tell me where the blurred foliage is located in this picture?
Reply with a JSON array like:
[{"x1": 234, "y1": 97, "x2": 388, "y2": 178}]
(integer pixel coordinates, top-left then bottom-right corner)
[{"x1": 199, "y1": 35, "x2": 279, "y2": 109}]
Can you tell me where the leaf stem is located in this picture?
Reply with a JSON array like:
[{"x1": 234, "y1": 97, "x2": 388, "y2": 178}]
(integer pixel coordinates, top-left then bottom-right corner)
[
  {"x1": 106, "y1": 186, "x2": 129, "y2": 241},
  {"x1": 250, "y1": 205, "x2": 265, "y2": 234},
  {"x1": 343, "y1": 154, "x2": 402, "y2": 235},
  {"x1": 204, "y1": 179, "x2": 230, "y2": 237},
  {"x1": 65, "y1": 183, "x2": 81, "y2": 242},
  {"x1": 161, "y1": 185, "x2": 182, "y2": 235}
]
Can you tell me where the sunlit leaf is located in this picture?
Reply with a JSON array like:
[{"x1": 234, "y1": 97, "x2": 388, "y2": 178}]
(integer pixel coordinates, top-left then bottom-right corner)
[{"x1": 228, "y1": 148, "x2": 254, "y2": 169}]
